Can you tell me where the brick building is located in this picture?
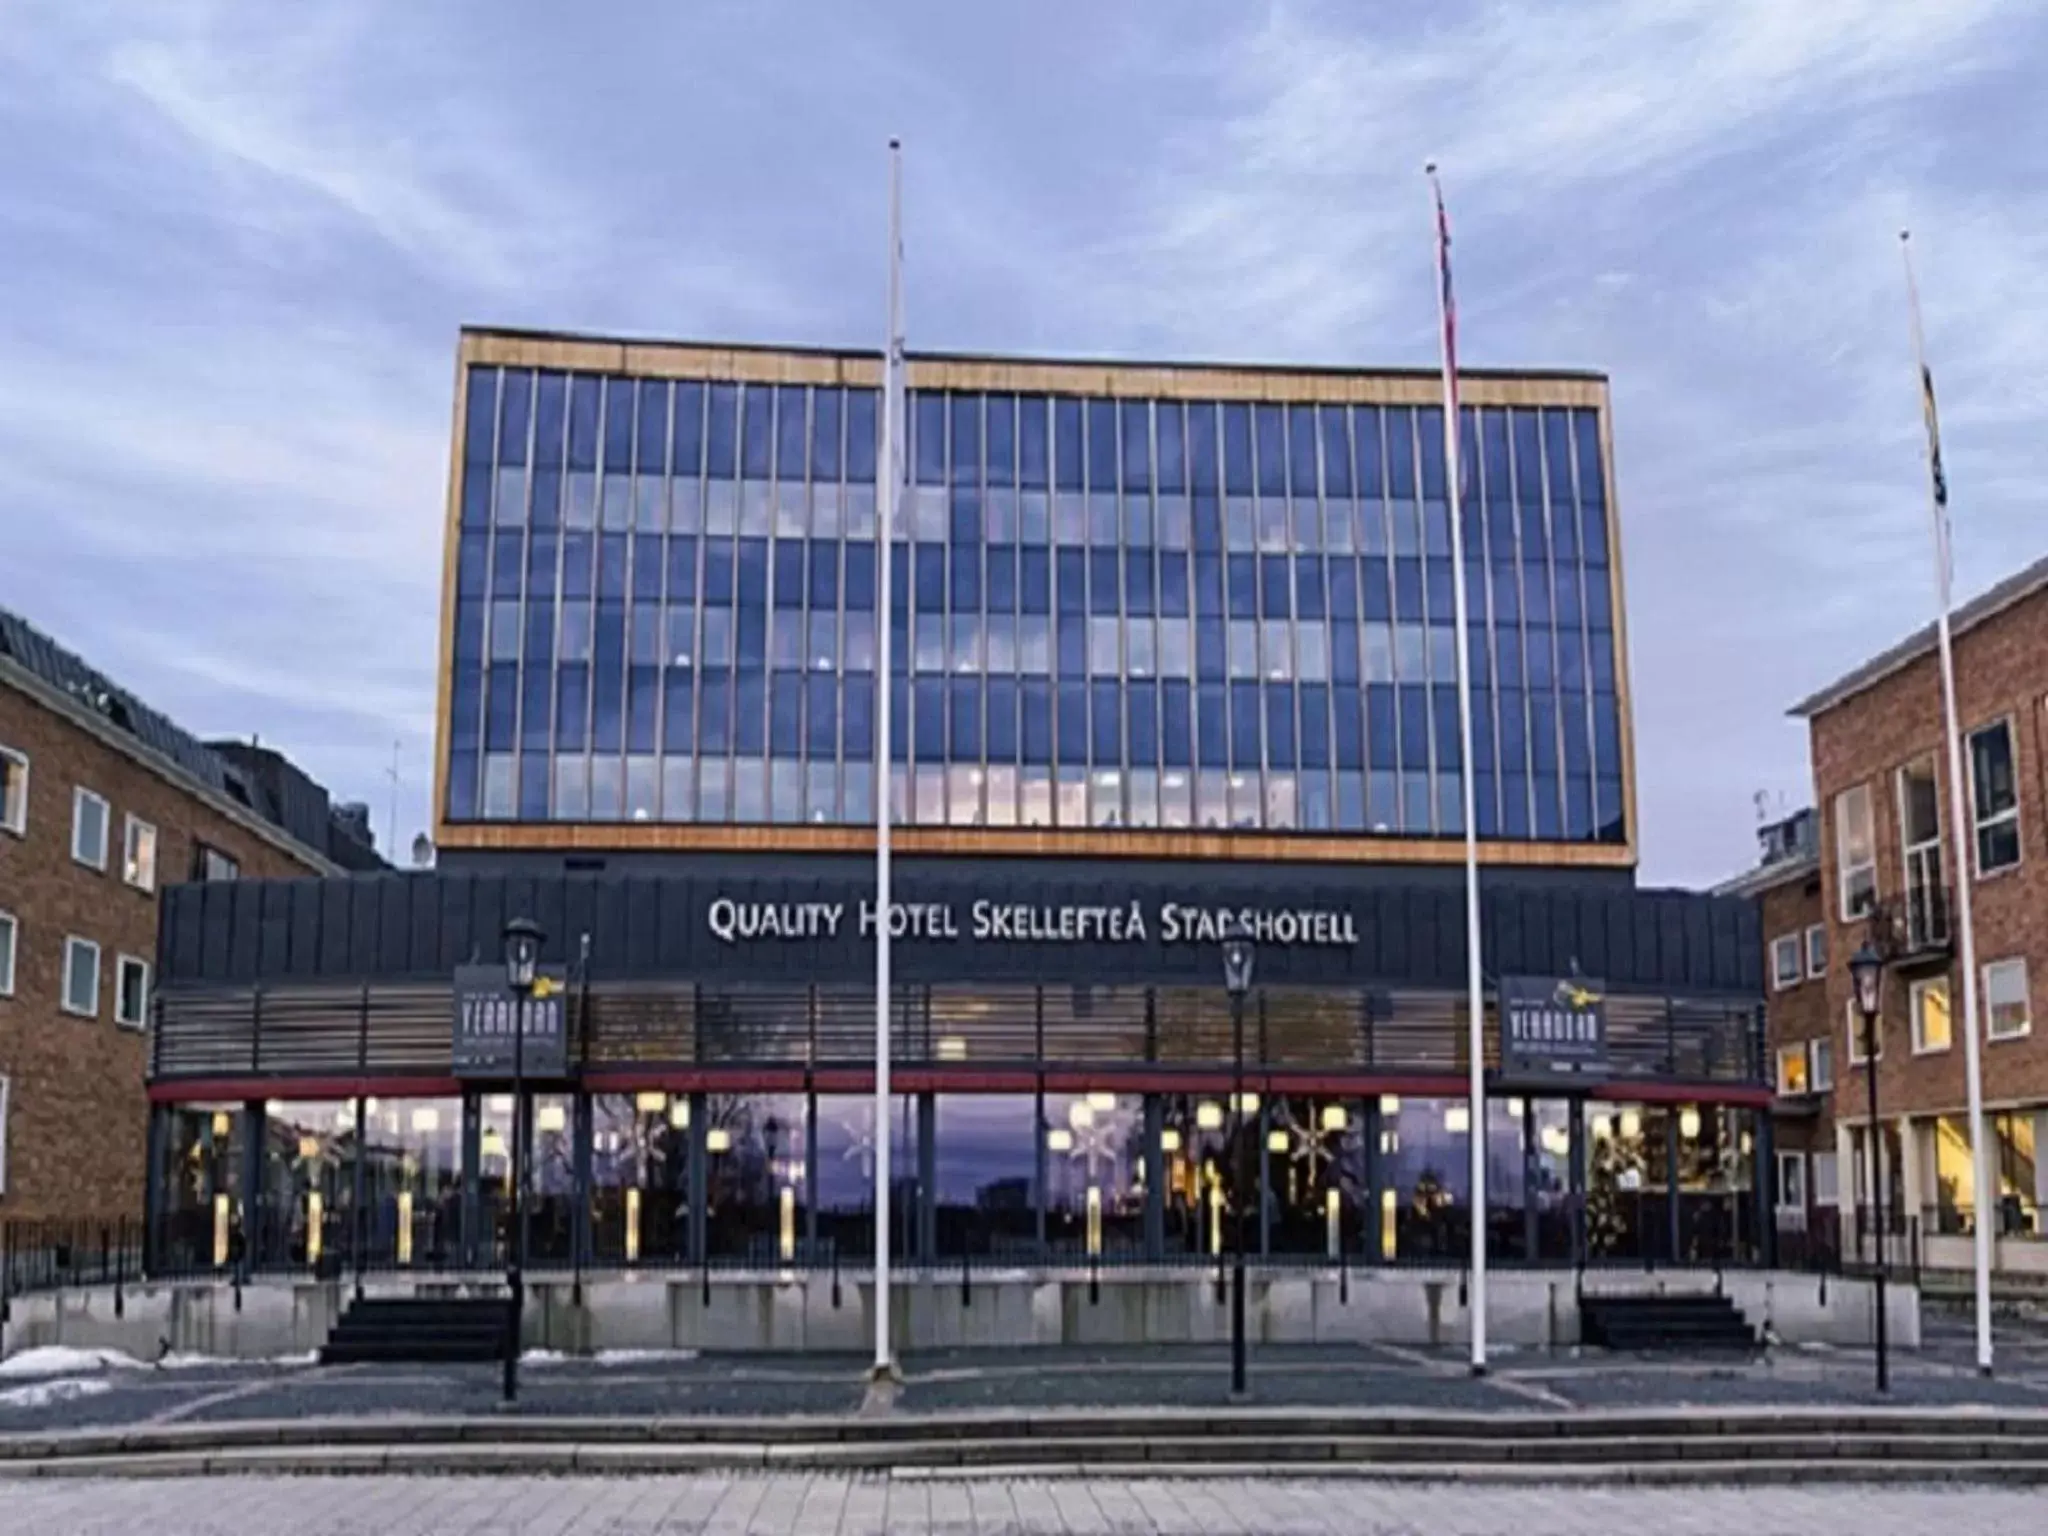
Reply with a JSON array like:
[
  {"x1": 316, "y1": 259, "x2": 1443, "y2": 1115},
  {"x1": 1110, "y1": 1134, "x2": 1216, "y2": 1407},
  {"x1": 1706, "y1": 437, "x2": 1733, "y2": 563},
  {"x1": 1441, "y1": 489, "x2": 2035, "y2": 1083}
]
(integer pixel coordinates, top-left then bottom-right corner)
[
  {"x1": 1786, "y1": 553, "x2": 2048, "y2": 1275},
  {"x1": 0, "y1": 606, "x2": 380, "y2": 1224},
  {"x1": 1715, "y1": 808, "x2": 1838, "y2": 1260}
]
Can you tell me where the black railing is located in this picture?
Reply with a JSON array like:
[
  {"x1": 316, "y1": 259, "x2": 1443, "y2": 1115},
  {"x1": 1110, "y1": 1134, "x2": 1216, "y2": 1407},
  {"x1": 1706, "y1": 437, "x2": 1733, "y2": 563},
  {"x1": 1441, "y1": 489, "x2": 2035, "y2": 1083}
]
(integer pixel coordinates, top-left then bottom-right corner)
[{"x1": 2, "y1": 1218, "x2": 144, "y2": 1299}]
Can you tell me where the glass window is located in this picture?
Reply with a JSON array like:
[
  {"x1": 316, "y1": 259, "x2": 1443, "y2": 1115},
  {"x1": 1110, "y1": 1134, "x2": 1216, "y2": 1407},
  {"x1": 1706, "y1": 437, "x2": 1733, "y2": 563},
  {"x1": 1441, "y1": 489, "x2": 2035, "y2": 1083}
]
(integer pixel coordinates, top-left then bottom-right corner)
[
  {"x1": 1913, "y1": 976, "x2": 1952, "y2": 1053},
  {"x1": 1834, "y1": 784, "x2": 1877, "y2": 920},
  {"x1": 122, "y1": 814, "x2": 157, "y2": 892},
  {"x1": 1771, "y1": 934, "x2": 1803, "y2": 990},
  {"x1": 1969, "y1": 719, "x2": 2021, "y2": 874},
  {"x1": 1046, "y1": 1092, "x2": 1145, "y2": 1259},
  {"x1": 1980, "y1": 958, "x2": 2031, "y2": 1041}
]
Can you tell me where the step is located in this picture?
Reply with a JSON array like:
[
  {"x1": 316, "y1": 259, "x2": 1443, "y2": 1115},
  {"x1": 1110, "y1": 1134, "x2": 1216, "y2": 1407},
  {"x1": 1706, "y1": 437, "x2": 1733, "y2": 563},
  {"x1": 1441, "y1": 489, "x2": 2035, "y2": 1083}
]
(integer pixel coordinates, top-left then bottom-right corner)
[{"x1": 318, "y1": 1338, "x2": 508, "y2": 1365}]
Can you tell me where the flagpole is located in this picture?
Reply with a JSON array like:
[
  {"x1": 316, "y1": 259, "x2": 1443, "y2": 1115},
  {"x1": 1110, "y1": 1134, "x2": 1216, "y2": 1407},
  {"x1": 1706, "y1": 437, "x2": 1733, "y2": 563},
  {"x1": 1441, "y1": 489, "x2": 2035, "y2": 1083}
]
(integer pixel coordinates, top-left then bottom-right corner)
[
  {"x1": 1901, "y1": 229, "x2": 1993, "y2": 1377},
  {"x1": 871, "y1": 137, "x2": 904, "y2": 1384},
  {"x1": 1428, "y1": 162, "x2": 1488, "y2": 1377}
]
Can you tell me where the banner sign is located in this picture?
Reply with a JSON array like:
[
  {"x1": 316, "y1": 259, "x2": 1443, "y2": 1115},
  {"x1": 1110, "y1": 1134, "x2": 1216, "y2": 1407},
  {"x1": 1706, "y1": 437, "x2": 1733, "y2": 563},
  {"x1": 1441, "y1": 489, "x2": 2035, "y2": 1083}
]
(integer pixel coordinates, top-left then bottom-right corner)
[
  {"x1": 705, "y1": 898, "x2": 1360, "y2": 950},
  {"x1": 1500, "y1": 974, "x2": 1607, "y2": 1082},
  {"x1": 452, "y1": 964, "x2": 570, "y2": 1079}
]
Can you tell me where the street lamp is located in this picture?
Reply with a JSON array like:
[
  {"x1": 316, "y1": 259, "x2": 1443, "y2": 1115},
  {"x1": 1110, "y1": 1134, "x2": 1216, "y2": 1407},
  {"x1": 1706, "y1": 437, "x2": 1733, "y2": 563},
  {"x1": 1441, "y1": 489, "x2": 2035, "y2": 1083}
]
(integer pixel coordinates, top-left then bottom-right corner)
[
  {"x1": 1848, "y1": 939, "x2": 1888, "y2": 1394},
  {"x1": 501, "y1": 914, "x2": 543, "y2": 1404},
  {"x1": 1221, "y1": 933, "x2": 1256, "y2": 1402}
]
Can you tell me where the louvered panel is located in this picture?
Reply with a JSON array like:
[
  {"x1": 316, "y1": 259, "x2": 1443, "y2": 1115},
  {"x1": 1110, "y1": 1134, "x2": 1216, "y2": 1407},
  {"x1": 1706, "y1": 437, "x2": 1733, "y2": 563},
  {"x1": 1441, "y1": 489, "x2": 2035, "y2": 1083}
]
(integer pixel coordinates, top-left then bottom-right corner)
[
  {"x1": 253, "y1": 986, "x2": 363, "y2": 1075},
  {"x1": 1601, "y1": 993, "x2": 1676, "y2": 1080},
  {"x1": 363, "y1": 984, "x2": 458, "y2": 1073},
  {"x1": 153, "y1": 989, "x2": 259, "y2": 1077},
  {"x1": 1668, "y1": 999, "x2": 1750, "y2": 1083},
  {"x1": 1040, "y1": 985, "x2": 1148, "y2": 1064},
  {"x1": 1263, "y1": 989, "x2": 1365, "y2": 1067},
  {"x1": 1154, "y1": 987, "x2": 1232, "y2": 1063},
  {"x1": 695, "y1": 986, "x2": 814, "y2": 1064},
  {"x1": 922, "y1": 985, "x2": 1038, "y2": 1064},
  {"x1": 1373, "y1": 992, "x2": 1469, "y2": 1073},
  {"x1": 587, "y1": 984, "x2": 695, "y2": 1065}
]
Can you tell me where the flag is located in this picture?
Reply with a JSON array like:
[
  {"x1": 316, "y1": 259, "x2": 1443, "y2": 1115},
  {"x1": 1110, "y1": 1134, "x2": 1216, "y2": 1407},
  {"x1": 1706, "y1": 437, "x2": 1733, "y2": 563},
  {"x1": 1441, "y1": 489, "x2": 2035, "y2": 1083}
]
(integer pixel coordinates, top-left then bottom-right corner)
[{"x1": 1920, "y1": 361, "x2": 1948, "y2": 509}]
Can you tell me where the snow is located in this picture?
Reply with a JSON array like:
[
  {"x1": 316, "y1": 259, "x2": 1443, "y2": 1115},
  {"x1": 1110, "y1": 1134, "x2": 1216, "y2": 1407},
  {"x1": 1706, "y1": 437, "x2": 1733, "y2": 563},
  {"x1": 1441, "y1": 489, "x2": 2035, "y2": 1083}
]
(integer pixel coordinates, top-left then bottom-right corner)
[
  {"x1": 520, "y1": 1348, "x2": 699, "y2": 1368},
  {"x1": 0, "y1": 1377, "x2": 112, "y2": 1411},
  {"x1": 0, "y1": 1346, "x2": 141, "y2": 1380}
]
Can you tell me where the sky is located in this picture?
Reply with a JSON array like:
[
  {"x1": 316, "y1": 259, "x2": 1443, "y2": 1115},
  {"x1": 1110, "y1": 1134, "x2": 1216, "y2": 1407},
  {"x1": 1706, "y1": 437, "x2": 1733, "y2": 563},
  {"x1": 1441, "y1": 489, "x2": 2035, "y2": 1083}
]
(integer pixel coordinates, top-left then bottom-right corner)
[{"x1": 2, "y1": 0, "x2": 2044, "y2": 886}]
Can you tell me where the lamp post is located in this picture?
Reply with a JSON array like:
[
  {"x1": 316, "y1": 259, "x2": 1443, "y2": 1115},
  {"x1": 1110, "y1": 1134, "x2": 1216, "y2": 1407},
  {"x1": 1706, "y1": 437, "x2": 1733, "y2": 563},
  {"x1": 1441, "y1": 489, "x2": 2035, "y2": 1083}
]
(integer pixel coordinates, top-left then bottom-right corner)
[
  {"x1": 501, "y1": 915, "x2": 543, "y2": 1405},
  {"x1": 1221, "y1": 934, "x2": 1256, "y2": 1402},
  {"x1": 1848, "y1": 939, "x2": 1888, "y2": 1394}
]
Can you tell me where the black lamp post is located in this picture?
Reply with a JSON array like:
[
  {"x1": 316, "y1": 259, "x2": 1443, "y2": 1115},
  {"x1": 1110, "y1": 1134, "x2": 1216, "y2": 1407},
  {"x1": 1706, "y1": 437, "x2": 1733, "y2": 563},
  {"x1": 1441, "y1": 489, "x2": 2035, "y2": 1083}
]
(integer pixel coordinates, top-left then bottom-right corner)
[
  {"x1": 501, "y1": 914, "x2": 543, "y2": 1404},
  {"x1": 1222, "y1": 933, "x2": 1256, "y2": 1402},
  {"x1": 1848, "y1": 939, "x2": 1888, "y2": 1394}
]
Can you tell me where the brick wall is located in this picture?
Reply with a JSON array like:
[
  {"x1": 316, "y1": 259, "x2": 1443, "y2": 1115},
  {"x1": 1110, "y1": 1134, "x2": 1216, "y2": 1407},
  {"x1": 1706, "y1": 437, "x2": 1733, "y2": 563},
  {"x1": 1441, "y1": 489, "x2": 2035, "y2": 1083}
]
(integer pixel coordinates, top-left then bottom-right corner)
[
  {"x1": 1759, "y1": 868, "x2": 1834, "y2": 1154},
  {"x1": 0, "y1": 683, "x2": 322, "y2": 1223},
  {"x1": 1809, "y1": 583, "x2": 2048, "y2": 1123}
]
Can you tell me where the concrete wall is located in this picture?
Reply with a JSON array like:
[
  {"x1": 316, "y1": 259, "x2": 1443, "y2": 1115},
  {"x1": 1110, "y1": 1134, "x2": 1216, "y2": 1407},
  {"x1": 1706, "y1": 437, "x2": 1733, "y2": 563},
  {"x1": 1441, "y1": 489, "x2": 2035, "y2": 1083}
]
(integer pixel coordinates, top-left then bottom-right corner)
[{"x1": 1, "y1": 1267, "x2": 1917, "y2": 1363}]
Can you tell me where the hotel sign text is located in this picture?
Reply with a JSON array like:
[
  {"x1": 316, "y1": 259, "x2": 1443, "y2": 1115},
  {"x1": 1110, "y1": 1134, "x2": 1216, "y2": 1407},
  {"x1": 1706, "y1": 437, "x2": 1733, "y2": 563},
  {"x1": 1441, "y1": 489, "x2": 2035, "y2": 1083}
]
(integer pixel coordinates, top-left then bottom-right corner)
[{"x1": 705, "y1": 898, "x2": 1359, "y2": 949}]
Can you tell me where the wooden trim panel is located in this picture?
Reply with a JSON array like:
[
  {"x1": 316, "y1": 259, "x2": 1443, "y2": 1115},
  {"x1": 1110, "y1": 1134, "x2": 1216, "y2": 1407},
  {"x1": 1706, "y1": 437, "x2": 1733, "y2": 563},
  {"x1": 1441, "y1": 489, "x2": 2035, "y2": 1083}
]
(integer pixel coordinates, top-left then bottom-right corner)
[
  {"x1": 1598, "y1": 396, "x2": 1641, "y2": 855},
  {"x1": 456, "y1": 330, "x2": 1609, "y2": 408},
  {"x1": 431, "y1": 347, "x2": 469, "y2": 849},
  {"x1": 431, "y1": 819, "x2": 1635, "y2": 868}
]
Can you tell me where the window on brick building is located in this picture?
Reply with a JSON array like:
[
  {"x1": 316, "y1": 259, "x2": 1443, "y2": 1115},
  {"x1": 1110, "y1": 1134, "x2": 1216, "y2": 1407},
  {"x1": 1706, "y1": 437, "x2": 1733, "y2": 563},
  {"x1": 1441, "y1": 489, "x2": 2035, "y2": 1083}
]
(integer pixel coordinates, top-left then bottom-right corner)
[
  {"x1": 1776, "y1": 1044, "x2": 1809, "y2": 1095},
  {"x1": 0, "y1": 1074, "x2": 10, "y2": 1195},
  {"x1": 1771, "y1": 935, "x2": 1803, "y2": 990},
  {"x1": 1775, "y1": 1152, "x2": 1805, "y2": 1211},
  {"x1": 0, "y1": 910, "x2": 16, "y2": 996},
  {"x1": 0, "y1": 746, "x2": 25, "y2": 835},
  {"x1": 1985, "y1": 958, "x2": 2031, "y2": 1041},
  {"x1": 123, "y1": 815, "x2": 158, "y2": 893},
  {"x1": 1968, "y1": 719, "x2": 2020, "y2": 875},
  {"x1": 1810, "y1": 1036, "x2": 1834, "y2": 1091},
  {"x1": 116, "y1": 954, "x2": 151, "y2": 1030},
  {"x1": 1912, "y1": 975, "x2": 1951, "y2": 1054},
  {"x1": 193, "y1": 843, "x2": 240, "y2": 882},
  {"x1": 72, "y1": 787, "x2": 109, "y2": 870},
  {"x1": 1834, "y1": 783, "x2": 1875, "y2": 919},
  {"x1": 1806, "y1": 924, "x2": 1827, "y2": 978},
  {"x1": 62, "y1": 936, "x2": 100, "y2": 1017},
  {"x1": 1812, "y1": 1151, "x2": 1840, "y2": 1206}
]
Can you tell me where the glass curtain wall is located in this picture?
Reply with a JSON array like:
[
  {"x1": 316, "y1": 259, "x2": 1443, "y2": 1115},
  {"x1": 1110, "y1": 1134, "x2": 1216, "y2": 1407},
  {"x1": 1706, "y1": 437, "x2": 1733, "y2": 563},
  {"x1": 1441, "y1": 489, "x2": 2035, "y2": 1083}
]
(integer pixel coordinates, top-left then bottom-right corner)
[
  {"x1": 1265, "y1": 1095, "x2": 1365, "y2": 1257},
  {"x1": 260, "y1": 1100, "x2": 353, "y2": 1269},
  {"x1": 358, "y1": 1097, "x2": 463, "y2": 1267},
  {"x1": 1044, "y1": 1092, "x2": 1145, "y2": 1259},
  {"x1": 703, "y1": 1093, "x2": 808, "y2": 1264},
  {"x1": 1161, "y1": 1091, "x2": 1248, "y2": 1259},
  {"x1": 450, "y1": 371, "x2": 1625, "y2": 845},
  {"x1": 156, "y1": 1104, "x2": 246, "y2": 1271},
  {"x1": 814, "y1": 1094, "x2": 919, "y2": 1262},
  {"x1": 591, "y1": 1092, "x2": 690, "y2": 1264},
  {"x1": 931, "y1": 1095, "x2": 1038, "y2": 1259}
]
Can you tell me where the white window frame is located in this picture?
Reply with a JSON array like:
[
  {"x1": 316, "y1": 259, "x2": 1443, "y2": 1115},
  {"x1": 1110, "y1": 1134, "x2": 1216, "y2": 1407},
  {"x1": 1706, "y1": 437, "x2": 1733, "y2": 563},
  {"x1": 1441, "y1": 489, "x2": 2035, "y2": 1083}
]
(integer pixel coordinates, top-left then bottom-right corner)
[
  {"x1": 0, "y1": 745, "x2": 26, "y2": 836},
  {"x1": 71, "y1": 787, "x2": 110, "y2": 871},
  {"x1": 1771, "y1": 934, "x2": 1803, "y2": 991},
  {"x1": 62, "y1": 935, "x2": 101, "y2": 1018},
  {"x1": 1910, "y1": 974, "x2": 1952, "y2": 1055},
  {"x1": 1834, "y1": 783, "x2": 1876, "y2": 920},
  {"x1": 122, "y1": 814, "x2": 159, "y2": 893},
  {"x1": 1984, "y1": 957, "x2": 2031, "y2": 1042},
  {"x1": 1968, "y1": 717, "x2": 2022, "y2": 877},
  {"x1": 0, "y1": 909, "x2": 16, "y2": 997},
  {"x1": 0, "y1": 1073, "x2": 10, "y2": 1196},
  {"x1": 115, "y1": 953, "x2": 151, "y2": 1031},
  {"x1": 1775, "y1": 1043, "x2": 1810, "y2": 1096},
  {"x1": 1810, "y1": 1035, "x2": 1834, "y2": 1092},
  {"x1": 1846, "y1": 997, "x2": 1882, "y2": 1063},
  {"x1": 1775, "y1": 1151, "x2": 1806, "y2": 1212},
  {"x1": 1812, "y1": 1150, "x2": 1840, "y2": 1207},
  {"x1": 1805, "y1": 924, "x2": 1827, "y2": 979}
]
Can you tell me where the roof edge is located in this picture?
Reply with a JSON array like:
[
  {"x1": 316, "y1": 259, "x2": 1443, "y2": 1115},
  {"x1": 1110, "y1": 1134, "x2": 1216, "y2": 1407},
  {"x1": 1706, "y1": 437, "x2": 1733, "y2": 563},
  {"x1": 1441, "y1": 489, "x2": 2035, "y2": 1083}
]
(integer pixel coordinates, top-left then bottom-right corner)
[{"x1": 455, "y1": 323, "x2": 1612, "y2": 386}]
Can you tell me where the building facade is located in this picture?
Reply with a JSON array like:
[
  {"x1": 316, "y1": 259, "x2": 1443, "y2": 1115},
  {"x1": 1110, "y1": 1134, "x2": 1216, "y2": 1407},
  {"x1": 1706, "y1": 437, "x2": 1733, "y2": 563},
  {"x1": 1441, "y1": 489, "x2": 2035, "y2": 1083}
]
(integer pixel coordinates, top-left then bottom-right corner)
[
  {"x1": 0, "y1": 607, "x2": 376, "y2": 1224},
  {"x1": 1792, "y1": 554, "x2": 2048, "y2": 1272},
  {"x1": 1715, "y1": 809, "x2": 1839, "y2": 1262},
  {"x1": 142, "y1": 331, "x2": 1769, "y2": 1282}
]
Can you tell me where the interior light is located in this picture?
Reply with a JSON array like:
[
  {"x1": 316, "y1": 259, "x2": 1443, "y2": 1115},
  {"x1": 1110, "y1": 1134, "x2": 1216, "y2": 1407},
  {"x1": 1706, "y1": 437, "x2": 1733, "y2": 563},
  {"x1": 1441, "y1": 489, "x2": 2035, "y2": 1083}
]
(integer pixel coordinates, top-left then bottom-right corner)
[
  {"x1": 1679, "y1": 1107, "x2": 1702, "y2": 1141},
  {"x1": 1619, "y1": 1110, "x2": 1642, "y2": 1141},
  {"x1": 706, "y1": 1128, "x2": 732, "y2": 1153},
  {"x1": 488, "y1": 1095, "x2": 514, "y2": 1114},
  {"x1": 297, "y1": 1136, "x2": 321, "y2": 1160},
  {"x1": 1445, "y1": 1104, "x2": 1471, "y2": 1134},
  {"x1": 1379, "y1": 1095, "x2": 1401, "y2": 1116},
  {"x1": 1160, "y1": 1129, "x2": 1183, "y2": 1153},
  {"x1": 1233, "y1": 1092, "x2": 1259, "y2": 1114},
  {"x1": 1267, "y1": 1129, "x2": 1289, "y2": 1153},
  {"x1": 538, "y1": 1104, "x2": 567, "y2": 1134},
  {"x1": 1087, "y1": 1092, "x2": 1117, "y2": 1112},
  {"x1": 411, "y1": 1108, "x2": 440, "y2": 1133},
  {"x1": 669, "y1": 1100, "x2": 691, "y2": 1130},
  {"x1": 1506, "y1": 1098, "x2": 1524, "y2": 1119},
  {"x1": 636, "y1": 1091, "x2": 668, "y2": 1114},
  {"x1": 937, "y1": 1036, "x2": 969, "y2": 1061},
  {"x1": 1592, "y1": 1114, "x2": 1613, "y2": 1142},
  {"x1": 1047, "y1": 1128, "x2": 1074, "y2": 1152},
  {"x1": 1321, "y1": 1105, "x2": 1348, "y2": 1132},
  {"x1": 1196, "y1": 1102, "x2": 1224, "y2": 1131}
]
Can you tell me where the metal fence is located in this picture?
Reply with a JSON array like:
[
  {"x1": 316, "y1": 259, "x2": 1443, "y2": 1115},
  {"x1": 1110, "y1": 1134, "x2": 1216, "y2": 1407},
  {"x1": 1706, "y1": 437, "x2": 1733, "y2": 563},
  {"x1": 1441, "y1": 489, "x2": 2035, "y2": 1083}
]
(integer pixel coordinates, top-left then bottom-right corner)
[{"x1": 2, "y1": 1218, "x2": 144, "y2": 1300}]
